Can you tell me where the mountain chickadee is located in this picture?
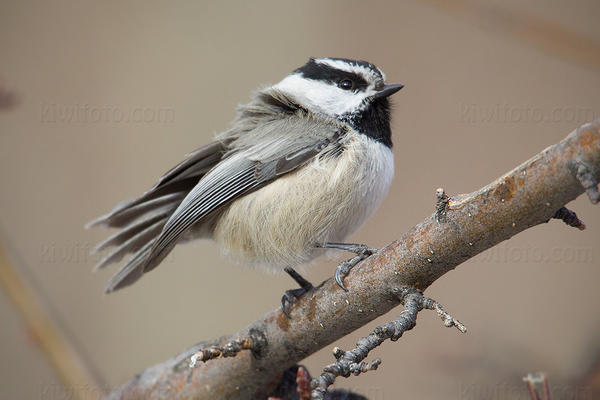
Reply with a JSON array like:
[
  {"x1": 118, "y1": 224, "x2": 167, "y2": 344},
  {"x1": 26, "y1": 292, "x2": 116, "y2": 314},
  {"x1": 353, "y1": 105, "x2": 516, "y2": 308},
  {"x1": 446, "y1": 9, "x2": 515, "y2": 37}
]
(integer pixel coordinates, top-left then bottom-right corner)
[{"x1": 88, "y1": 57, "x2": 403, "y2": 314}]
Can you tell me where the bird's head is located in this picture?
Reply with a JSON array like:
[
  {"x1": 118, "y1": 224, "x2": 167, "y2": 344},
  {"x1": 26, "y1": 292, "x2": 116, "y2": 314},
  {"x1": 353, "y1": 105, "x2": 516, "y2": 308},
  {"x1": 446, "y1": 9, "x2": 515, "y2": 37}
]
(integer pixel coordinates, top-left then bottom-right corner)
[{"x1": 273, "y1": 57, "x2": 403, "y2": 121}]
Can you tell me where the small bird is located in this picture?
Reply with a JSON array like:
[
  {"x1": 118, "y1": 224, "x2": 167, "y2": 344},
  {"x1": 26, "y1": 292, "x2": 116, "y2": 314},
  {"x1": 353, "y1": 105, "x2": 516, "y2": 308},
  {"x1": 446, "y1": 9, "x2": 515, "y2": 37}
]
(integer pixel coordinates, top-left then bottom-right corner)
[{"x1": 88, "y1": 57, "x2": 403, "y2": 314}]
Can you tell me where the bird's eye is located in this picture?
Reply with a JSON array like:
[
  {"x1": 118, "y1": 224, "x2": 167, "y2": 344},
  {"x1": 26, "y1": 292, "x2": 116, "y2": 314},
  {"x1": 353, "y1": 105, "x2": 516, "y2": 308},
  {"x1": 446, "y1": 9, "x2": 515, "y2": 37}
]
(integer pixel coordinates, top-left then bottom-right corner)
[{"x1": 338, "y1": 79, "x2": 353, "y2": 90}]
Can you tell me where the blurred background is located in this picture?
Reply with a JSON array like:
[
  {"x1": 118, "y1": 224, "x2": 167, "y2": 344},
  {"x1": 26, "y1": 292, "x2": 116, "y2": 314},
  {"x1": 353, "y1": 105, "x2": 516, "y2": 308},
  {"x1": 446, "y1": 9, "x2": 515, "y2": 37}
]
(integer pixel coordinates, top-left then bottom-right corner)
[{"x1": 1, "y1": 1, "x2": 600, "y2": 399}]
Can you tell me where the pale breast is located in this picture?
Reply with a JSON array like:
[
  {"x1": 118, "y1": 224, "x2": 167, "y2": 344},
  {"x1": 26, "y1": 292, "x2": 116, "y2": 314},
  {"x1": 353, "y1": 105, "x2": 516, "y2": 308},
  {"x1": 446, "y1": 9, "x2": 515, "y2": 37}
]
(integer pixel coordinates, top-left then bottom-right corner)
[{"x1": 213, "y1": 132, "x2": 394, "y2": 272}]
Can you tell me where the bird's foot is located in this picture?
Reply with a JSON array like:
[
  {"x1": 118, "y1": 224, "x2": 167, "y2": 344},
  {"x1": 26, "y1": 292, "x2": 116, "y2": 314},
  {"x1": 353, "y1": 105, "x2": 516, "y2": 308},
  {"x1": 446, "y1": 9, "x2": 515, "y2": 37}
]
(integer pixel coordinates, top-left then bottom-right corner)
[
  {"x1": 317, "y1": 243, "x2": 378, "y2": 291},
  {"x1": 281, "y1": 267, "x2": 314, "y2": 318}
]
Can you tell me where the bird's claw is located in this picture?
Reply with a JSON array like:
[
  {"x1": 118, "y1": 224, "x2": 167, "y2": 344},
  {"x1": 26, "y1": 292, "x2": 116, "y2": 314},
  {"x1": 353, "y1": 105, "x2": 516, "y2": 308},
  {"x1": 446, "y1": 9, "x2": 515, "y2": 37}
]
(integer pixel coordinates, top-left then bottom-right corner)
[
  {"x1": 334, "y1": 247, "x2": 378, "y2": 291},
  {"x1": 281, "y1": 286, "x2": 312, "y2": 318},
  {"x1": 335, "y1": 257, "x2": 359, "y2": 291}
]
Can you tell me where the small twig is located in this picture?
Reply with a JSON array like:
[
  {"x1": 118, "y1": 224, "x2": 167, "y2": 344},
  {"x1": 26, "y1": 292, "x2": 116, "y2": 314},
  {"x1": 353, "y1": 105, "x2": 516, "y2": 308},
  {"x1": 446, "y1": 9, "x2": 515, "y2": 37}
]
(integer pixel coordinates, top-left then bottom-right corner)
[
  {"x1": 189, "y1": 328, "x2": 266, "y2": 367},
  {"x1": 421, "y1": 295, "x2": 467, "y2": 332},
  {"x1": 575, "y1": 162, "x2": 600, "y2": 204},
  {"x1": 542, "y1": 373, "x2": 551, "y2": 400},
  {"x1": 523, "y1": 372, "x2": 551, "y2": 400},
  {"x1": 310, "y1": 288, "x2": 466, "y2": 398},
  {"x1": 435, "y1": 188, "x2": 449, "y2": 222},
  {"x1": 552, "y1": 206, "x2": 586, "y2": 230},
  {"x1": 189, "y1": 338, "x2": 253, "y2": 367},
  {"x1": 524, "y1": 378, "x2": 541, "y2": 400}
]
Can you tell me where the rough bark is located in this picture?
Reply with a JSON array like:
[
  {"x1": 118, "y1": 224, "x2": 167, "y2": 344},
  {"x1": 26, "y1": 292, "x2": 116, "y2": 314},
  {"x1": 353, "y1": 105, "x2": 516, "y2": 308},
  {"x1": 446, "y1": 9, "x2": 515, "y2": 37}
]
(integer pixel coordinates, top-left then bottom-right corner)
[{"x1": 107, "y1": 119, "x2": 600, "y2": 400}]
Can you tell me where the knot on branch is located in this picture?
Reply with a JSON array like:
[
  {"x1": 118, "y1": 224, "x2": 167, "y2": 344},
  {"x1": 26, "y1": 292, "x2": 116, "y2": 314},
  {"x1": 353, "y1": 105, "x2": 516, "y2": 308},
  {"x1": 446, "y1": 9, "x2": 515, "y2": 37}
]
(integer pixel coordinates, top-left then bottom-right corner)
[{"x1": 435, "y1": 188, "x2": 449, "y2": 222}]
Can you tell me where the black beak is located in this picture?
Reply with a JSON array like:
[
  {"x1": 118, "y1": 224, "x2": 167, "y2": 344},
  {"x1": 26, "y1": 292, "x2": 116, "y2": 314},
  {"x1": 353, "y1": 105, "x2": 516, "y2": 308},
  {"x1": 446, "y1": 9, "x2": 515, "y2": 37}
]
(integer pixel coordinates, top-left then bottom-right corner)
[{"x1": 372, "y1": 83, "x2": 404, "y2": 100}]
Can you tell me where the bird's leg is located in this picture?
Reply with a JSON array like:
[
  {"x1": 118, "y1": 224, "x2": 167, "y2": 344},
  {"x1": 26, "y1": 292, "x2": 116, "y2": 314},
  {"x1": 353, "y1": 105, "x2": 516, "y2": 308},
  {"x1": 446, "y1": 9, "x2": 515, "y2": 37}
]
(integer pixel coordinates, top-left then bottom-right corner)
[
  {"x1": 281, "y1": 267, "x2": 314, "y2": 318},
  {"x1": 316, "y1": 242, "x2": 378, "y2": 291}
]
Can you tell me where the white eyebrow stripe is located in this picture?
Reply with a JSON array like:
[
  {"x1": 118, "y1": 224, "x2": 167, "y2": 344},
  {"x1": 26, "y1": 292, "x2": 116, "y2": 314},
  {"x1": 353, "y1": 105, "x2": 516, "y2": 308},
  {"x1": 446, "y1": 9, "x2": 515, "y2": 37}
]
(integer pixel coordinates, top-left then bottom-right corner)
[{"x1": 314, "y1": 58, "x2": 386, "y2": 83}]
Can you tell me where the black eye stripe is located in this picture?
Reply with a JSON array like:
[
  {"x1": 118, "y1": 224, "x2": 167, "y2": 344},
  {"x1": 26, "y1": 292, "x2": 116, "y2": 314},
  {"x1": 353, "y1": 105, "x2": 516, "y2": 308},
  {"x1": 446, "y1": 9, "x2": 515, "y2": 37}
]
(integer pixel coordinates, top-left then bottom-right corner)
[{"x1": 295, "y1": 59, "x2": 370, "y2": 91}]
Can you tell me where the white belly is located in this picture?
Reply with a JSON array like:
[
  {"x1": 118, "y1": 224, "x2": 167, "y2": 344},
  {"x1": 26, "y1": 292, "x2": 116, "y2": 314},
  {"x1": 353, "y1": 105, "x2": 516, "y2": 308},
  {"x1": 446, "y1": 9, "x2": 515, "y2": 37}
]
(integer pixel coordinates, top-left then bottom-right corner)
[{"x1": 213, "y1": 132, "x2": 394, "y2": 271}]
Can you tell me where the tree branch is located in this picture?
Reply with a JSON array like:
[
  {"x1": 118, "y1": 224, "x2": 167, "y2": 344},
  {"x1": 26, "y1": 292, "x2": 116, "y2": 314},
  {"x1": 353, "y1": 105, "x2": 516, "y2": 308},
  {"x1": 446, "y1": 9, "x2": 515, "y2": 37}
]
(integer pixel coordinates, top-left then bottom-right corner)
[{"x1": 107, "y1": 119, "x2": 600, "y2": 400}]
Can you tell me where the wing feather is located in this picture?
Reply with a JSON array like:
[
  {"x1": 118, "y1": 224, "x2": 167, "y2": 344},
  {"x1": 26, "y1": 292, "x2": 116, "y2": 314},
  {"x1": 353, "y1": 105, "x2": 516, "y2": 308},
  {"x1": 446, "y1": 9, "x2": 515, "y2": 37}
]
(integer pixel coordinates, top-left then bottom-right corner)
[{"x1": 87, "y1": 142, "x2": 227, "y2": 229}]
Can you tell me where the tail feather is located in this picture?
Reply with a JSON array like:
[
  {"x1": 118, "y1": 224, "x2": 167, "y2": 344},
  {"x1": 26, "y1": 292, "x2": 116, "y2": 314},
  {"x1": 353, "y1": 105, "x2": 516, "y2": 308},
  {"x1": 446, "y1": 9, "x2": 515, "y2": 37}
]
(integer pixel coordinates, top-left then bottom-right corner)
[
  {"x1": 93, "y1": 213, "x2": 169, "y2": 253},
  {"x1": 94, "y1": 218, "x2": 166, "y2": 271},
  {"x1": 103, "y1": 241, "x2": 154, "y2": 293},
  {"x1": 104, "y1": 239, "x2": 177, "y2": 293},
  {"x1": 89, "y1": 192, "x2": 186, "y2": 228}
]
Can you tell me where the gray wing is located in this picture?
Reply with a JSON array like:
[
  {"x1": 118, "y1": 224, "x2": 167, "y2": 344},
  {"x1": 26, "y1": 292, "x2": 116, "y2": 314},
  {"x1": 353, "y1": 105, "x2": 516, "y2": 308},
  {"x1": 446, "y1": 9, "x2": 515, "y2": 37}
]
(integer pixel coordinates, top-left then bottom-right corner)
[
  {"x1": 88, "y1": 142, "x2": 227, "y2": 281},
  {"x1": 103, "y1": 115, "x2": 344, "y2": 293}
]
